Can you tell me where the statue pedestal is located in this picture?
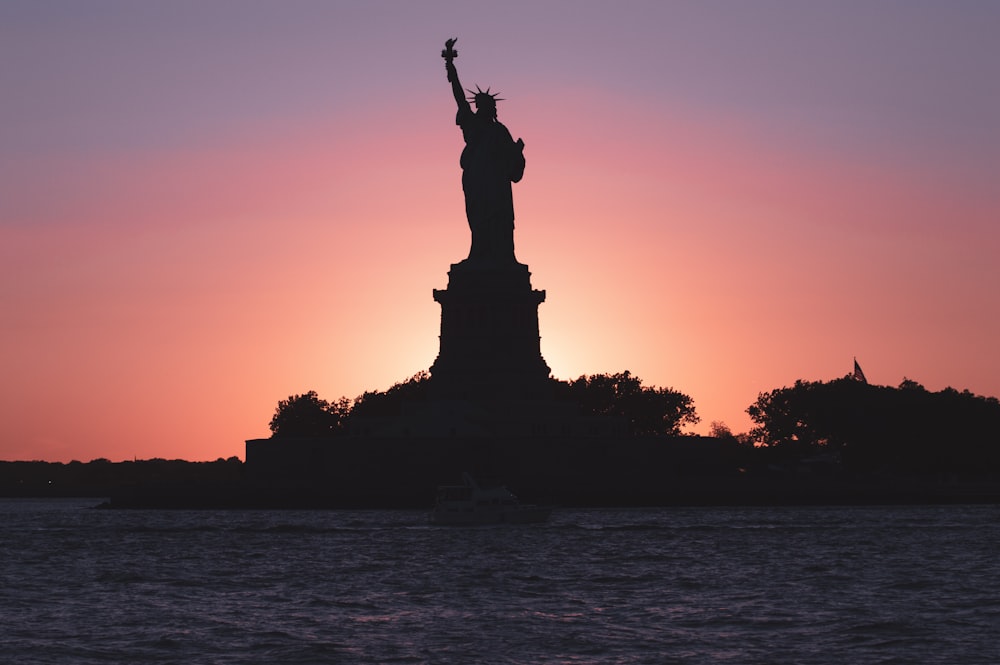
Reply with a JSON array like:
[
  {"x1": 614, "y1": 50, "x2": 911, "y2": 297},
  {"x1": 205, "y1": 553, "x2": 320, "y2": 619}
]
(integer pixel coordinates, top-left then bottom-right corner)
[{"x1": 430, "y1": 260, "x2": 551, "y2": 401}]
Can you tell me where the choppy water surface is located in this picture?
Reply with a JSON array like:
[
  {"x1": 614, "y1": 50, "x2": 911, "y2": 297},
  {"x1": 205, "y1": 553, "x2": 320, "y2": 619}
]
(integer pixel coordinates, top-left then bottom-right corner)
[{"x1": 2, "y1": 499, "x2": 999, "y2": 664}]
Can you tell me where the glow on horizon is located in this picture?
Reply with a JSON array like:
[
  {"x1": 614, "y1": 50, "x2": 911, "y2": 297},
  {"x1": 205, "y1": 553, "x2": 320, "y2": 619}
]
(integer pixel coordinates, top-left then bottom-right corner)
[{"x1": 2, "y1": 2, "x2": 999, "y2": 462}]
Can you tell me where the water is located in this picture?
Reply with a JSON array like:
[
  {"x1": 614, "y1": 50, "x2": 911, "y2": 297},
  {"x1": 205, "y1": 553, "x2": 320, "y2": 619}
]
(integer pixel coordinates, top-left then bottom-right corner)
[{"x1": 2, "y1": 500, "x2": 999, "y2": 664}]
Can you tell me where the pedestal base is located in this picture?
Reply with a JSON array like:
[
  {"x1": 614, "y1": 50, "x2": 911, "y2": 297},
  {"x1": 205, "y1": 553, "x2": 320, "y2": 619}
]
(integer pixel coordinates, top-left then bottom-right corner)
[{"x1": 430, "y1": 261, "x2": 551, "y2": 400}]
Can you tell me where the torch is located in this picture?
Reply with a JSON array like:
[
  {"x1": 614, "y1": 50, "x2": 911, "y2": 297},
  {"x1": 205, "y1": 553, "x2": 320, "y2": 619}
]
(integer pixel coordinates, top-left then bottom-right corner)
[{"x1": 442, "y1": 37, "x2": 458, "y2": 79}]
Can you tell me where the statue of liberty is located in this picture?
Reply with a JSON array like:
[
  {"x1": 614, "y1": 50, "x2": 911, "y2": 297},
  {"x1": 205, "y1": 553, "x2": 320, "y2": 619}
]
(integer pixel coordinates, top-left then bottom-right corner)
[{"x1": 442, "y1": 38, "x2": 526, "y2": 266}]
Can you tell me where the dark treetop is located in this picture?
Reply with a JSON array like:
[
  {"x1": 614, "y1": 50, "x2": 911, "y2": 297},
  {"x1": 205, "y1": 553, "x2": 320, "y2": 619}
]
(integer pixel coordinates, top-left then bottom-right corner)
[{"x1": 443, "y1": 38, "x2": 526, "y2": 266}]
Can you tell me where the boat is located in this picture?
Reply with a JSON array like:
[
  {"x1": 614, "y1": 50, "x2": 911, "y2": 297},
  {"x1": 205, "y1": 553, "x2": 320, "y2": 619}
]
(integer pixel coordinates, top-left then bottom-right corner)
[{"x1": 430, "y1": 472, "x2": 551, "y2": 525}]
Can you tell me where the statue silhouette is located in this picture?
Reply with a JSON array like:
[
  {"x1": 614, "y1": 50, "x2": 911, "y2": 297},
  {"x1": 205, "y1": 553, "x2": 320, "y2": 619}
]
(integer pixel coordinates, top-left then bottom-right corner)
[{"x1": 443, "y1": 39, "x2": 526, "y2": 266}]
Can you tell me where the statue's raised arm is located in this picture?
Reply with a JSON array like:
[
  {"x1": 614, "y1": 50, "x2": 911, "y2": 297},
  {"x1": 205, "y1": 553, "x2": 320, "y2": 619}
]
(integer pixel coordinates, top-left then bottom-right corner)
[{"x1": 442, "y1": 38, "x2": 468, "y2": 111}]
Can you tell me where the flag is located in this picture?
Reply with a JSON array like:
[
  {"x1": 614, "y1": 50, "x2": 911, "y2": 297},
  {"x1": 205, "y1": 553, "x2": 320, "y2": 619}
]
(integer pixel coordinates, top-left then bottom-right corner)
[{"x1": 853, "y1": 357, "x2": 867, "y2": 384}]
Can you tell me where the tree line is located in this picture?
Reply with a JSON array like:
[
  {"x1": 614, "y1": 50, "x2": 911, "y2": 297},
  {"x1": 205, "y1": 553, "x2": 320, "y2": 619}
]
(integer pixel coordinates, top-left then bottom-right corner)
[
  {"x1": 269, "y1": 371, "x2": 1000, "y2": 477},
  {"x1": 0, "y1": 458, "x2": 243, "y2": 497},
  {"x1": 747, "y1": 376, "x2": 1000, "y2": 475},
  {"x1": 268, "y1": 370, "x2": 699, "y2": 438}
]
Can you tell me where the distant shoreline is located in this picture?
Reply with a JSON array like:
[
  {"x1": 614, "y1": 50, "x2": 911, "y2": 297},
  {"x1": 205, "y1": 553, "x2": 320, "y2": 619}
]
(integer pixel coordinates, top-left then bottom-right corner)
[{"x1": 6, "y1": 458, "x2": 1000, "y2": 510}]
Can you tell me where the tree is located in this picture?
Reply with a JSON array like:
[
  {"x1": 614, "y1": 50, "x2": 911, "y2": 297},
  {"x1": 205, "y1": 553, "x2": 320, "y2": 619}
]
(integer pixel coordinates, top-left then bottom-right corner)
[
  {"x1": 746, "y1": 377, "x2": 1000, "y2": 474},
  {"x1": 553, "y1": 371, "x2": 699, "y2": 436},
  {"x1": 345, "y1": 371, "x2": 432, "y2": 423},
  {"x1": 747, "y1": 379, "x2": 859, "y2": 452},
  {"x1": 268, "y1": 391, "x2": 349, "y2": 438},
  {"x1": 709, "y1": 421, "x2": 735, "y2": 440}
]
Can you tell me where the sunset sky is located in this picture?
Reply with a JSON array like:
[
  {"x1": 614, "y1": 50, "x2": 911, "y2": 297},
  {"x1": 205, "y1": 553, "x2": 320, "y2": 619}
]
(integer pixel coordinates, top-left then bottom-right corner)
[{"x1": 2, "y1": 1, "x2": 999, "y2": 462}]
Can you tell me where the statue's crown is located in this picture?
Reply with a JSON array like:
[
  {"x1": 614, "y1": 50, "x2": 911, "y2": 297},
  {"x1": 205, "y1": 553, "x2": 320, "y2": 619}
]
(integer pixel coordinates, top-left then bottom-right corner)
[{"x1": 466, "y1": 85, "x2": 503, "y2": 106}]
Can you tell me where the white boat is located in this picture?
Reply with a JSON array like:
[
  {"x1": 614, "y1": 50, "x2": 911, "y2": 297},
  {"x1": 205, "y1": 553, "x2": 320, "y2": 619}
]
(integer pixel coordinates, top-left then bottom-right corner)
[{"x1": 430, "y1": 473, "x2": 551, "y2": 525}]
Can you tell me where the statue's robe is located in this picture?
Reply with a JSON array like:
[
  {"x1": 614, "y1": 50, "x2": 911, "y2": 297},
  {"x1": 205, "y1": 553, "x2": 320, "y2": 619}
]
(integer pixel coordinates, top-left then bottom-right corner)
[{"x1": 457, "y1": 106, "x2": 525, "y2": 264}]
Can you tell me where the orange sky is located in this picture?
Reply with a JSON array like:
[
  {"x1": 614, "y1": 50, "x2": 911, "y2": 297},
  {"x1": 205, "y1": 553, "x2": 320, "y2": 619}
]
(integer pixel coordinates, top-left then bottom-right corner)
[{"x1": 2, "y1": 2, "x2": 999, "y2": 462}]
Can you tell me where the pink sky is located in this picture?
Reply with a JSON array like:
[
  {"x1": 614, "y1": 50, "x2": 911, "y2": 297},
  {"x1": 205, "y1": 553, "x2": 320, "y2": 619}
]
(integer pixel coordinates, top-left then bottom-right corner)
[{"x1": 2, "y1": 1, "x2": 999, "y2": 461}]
